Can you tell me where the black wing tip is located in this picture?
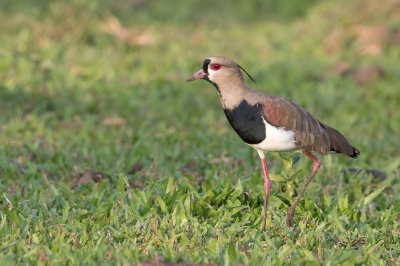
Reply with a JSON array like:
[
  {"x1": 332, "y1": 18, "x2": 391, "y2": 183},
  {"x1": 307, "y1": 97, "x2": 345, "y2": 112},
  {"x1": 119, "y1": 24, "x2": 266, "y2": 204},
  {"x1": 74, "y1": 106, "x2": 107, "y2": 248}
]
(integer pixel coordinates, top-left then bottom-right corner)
[
  {"x1": 350, "y1": 147, "x2": 361, "y2": 159},
  {"x1": 331, "y1": 146, "x2": 360, "y2": 158}
]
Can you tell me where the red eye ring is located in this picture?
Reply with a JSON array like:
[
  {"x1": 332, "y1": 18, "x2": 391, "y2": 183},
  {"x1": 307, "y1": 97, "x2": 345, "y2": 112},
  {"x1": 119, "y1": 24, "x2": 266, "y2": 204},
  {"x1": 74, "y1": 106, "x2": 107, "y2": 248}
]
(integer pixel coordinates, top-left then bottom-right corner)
[{"x1": 211, "y1": 64, "x2": 221, "y2": 71}]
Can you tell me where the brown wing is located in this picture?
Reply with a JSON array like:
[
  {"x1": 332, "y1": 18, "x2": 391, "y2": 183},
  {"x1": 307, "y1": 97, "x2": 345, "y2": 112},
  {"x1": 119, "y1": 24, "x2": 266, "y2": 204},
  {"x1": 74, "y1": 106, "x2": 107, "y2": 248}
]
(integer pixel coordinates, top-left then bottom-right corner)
[{"x1": 261, "y1": 96, "x2": 359, "y2": 157}]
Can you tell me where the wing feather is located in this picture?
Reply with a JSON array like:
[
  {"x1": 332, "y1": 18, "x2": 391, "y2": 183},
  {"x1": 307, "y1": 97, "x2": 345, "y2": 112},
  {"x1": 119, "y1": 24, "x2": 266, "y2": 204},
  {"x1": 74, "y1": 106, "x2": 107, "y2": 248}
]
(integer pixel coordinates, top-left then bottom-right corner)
[{"x1": 261, "y1": 96, "x2": 359, "y2": 157}]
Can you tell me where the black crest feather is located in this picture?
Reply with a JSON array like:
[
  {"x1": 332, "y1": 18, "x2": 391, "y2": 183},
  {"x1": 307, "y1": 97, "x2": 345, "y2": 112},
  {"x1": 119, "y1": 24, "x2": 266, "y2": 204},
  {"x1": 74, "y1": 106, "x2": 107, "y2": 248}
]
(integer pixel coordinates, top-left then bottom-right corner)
[{"x1": 237, "y1": 64, "x2": 256, "y2": 83}]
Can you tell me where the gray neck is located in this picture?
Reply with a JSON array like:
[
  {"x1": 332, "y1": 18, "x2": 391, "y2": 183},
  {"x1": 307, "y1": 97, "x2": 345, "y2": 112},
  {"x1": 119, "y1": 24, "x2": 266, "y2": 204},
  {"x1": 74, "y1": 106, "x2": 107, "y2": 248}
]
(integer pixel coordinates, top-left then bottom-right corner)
[{"x1": 217, "y1": 83, "x2": 250, "y2": 110}]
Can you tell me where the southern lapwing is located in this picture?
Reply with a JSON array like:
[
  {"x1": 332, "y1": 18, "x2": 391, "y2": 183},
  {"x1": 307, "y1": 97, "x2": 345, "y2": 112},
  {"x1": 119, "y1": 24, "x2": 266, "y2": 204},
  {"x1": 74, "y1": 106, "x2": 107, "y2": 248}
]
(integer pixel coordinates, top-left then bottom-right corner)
[{"x1": 187, "y1": 56, "x2": 360, "y2": 231}]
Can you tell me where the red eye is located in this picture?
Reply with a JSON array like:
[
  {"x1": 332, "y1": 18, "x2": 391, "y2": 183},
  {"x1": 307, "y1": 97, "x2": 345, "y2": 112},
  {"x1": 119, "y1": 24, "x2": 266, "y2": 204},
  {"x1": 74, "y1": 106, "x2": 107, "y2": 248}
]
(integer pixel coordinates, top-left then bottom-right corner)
[{"x1": 211, "y1": 64, "x2": 221, "y2": 71}]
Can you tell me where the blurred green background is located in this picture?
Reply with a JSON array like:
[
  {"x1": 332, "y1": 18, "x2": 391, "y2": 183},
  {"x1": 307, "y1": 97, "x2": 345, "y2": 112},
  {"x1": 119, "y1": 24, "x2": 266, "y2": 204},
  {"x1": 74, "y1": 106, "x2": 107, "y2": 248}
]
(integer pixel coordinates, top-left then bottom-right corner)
[{"x1": 1, "y1": 0, "x2": 399, "y2": 264}]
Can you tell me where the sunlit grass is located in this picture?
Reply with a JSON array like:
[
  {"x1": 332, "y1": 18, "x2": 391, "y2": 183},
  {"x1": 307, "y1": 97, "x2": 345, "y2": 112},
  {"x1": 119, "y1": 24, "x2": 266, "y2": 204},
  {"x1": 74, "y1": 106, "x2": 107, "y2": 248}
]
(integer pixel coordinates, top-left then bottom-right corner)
[{"x1": 0, "y1": 0, "x2": 399, "y2": 264}]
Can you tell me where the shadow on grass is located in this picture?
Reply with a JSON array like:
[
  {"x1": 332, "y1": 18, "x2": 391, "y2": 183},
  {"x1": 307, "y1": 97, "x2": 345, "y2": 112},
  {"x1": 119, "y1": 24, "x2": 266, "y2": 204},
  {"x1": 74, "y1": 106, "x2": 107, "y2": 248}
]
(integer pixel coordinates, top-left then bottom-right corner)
[
  {"x1": 0, "y1": 85, "x2": 57, "y2": 118},
  {"x1": 0, "y1": 84, "x2": 117, "y2": 122}
]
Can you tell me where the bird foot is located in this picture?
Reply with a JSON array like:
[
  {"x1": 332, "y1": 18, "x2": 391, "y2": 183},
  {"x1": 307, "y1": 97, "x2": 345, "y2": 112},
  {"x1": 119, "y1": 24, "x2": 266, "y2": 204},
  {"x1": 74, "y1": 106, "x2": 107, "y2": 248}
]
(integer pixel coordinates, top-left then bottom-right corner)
[
  {"x1": 262, "y1": 221, "x2": 266, "y2": 232},
  {"x1": 286, "y1": 208, "x2": 295, "y2": 227}
]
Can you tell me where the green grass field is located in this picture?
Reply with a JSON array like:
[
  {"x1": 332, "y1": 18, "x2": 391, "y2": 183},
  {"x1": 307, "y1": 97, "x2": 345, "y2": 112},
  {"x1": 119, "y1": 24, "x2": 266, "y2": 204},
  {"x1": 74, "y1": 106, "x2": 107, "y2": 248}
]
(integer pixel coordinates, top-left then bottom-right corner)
[{"x1": 1, "y1": 0, "x2": 400, "y2": 264}]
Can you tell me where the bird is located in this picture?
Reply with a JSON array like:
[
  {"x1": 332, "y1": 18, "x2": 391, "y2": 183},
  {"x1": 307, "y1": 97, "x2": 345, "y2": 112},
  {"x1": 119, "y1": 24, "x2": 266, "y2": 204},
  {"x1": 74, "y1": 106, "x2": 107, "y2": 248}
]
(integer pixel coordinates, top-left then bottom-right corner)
[{"x1": 187, "y1": 56, "x2": 360, "y2": 231}]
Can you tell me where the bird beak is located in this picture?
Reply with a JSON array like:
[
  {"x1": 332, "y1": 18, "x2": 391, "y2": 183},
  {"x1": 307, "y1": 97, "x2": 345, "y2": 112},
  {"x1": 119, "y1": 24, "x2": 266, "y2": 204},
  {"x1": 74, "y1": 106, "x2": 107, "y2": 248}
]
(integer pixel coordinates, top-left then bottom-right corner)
[{"x1": 186, "y1": 69, "x2": 208, "y2": 82}]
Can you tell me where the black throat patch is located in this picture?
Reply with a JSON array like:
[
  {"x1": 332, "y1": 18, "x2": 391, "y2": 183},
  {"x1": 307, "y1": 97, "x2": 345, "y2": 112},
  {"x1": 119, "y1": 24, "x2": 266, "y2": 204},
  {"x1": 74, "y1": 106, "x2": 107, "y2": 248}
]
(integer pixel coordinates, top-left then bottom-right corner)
[{"x1": 223, "y1": 100, "x2": 266, "y2": 144}]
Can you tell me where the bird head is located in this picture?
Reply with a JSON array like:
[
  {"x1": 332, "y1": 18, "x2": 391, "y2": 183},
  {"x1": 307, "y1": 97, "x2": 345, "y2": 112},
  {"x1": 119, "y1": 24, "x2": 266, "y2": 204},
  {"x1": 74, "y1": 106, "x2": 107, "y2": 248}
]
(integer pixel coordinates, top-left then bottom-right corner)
[{"x1": 186, "y1": 56, "x2": 255, "y2": 86}]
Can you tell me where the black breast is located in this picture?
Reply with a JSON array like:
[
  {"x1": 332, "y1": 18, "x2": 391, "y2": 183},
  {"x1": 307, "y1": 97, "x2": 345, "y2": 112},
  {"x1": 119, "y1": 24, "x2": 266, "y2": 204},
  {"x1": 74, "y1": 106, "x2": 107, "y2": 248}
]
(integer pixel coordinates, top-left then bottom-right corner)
[{"x1": 223, "y1": 100, "x2": 266, "y2": 144}]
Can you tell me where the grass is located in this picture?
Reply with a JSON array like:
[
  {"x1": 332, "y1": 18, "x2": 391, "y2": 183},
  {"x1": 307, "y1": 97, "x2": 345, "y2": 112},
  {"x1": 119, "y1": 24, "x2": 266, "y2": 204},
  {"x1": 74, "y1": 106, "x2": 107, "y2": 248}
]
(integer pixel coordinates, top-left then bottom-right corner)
[{"x1": 0, "y1": 0, "x2": 400, "y2": 264}]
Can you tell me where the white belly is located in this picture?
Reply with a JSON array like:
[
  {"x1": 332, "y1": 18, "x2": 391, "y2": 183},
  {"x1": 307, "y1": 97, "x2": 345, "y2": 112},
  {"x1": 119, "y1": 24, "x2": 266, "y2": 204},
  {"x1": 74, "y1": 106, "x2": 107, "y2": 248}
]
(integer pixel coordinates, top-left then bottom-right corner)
[{"x1": 249, "y1": 117, "x2": 297, "y2": 152}]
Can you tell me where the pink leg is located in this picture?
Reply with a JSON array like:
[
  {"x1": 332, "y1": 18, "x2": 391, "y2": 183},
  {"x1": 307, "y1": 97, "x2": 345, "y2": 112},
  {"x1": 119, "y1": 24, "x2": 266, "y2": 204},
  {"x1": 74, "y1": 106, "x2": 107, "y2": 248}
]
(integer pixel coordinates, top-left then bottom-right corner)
[
  {"x1": 261, "y1": 157, "x2": 271, "y2": 232},
  {"x1": 286, "y1": 151, "x2": 322, "y2": 227}
]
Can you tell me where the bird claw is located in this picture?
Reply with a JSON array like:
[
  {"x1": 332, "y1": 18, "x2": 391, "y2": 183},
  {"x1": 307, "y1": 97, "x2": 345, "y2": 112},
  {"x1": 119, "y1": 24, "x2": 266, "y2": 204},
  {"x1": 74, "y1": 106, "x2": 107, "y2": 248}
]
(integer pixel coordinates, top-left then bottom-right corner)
[{"x1": 286, "y1": 208, "x2": 294, "y2": 227}]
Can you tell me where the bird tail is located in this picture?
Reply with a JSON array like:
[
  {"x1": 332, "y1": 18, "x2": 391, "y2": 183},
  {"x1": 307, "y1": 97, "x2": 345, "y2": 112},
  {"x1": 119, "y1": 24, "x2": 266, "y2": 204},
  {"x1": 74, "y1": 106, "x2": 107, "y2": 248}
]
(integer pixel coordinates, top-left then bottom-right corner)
[{"x1": 322, "y1": 123, "x2": 360, "y2": 158}]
